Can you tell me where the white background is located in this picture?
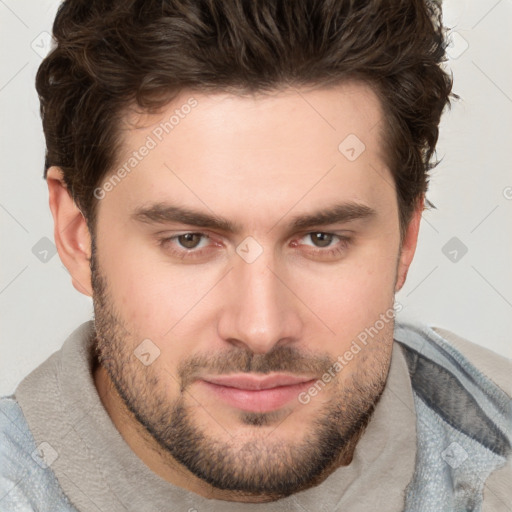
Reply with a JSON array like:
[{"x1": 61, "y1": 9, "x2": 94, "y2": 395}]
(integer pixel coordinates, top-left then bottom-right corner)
[{"x1": 1, "y1": 0, "x2": 511, "y2": 396}]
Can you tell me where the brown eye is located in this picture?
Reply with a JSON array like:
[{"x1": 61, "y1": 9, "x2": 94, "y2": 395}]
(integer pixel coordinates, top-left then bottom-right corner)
[
  {"x1": 294, "y1": 232, "x2": 352, "y2": 261},
  {"x1": 309, "y1": 232, "x2": 334, "y2": 248},
  {"x1": 157, "y1": 231, "x2": 221, "y2": 262},
  {"x1": 177, "y1": 233, "x2": 204, "y2": 249}
]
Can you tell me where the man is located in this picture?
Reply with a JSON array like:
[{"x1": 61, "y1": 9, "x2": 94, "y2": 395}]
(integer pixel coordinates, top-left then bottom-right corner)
[{"x1": 1, "y1": 0, "x2": 511, "y2": 510}]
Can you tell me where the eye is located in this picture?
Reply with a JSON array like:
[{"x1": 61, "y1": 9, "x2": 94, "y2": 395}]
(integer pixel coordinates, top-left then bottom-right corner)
[
  {"x1": 157, "y1": 231, "x2": 352, "y2": 262},
  {"x1": 158, "y1": 232, "x2": 215, "y2": 260},
  {"x1": 293, "y1": 232, "x2": 352, "y2": 259},
  {"x1": 174, "y1": 233, "x2": 207, "y2": 250},
  {"x1": 303, "y1": 232, "x2": 337, "y2": 248}
]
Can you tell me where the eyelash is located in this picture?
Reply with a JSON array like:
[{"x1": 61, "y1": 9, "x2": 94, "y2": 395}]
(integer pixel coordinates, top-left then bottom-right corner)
[{"x1": 157, "y1": 232, "x2": 352, "y2": 261}]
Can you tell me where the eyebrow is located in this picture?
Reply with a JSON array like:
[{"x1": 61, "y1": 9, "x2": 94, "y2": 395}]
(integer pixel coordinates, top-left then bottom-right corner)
[{"x1": 131, "y1": 201, "x2": 377, "y2": 233}]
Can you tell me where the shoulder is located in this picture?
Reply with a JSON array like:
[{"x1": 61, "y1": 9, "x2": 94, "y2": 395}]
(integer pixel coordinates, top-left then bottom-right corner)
[
  {"x1": 394, "y1": 323, "x2": 512, "y2": 511},
  {"x1": 0, "y1": 395, "x2": 40, "y2": 509},
  {"x1": 393, "y1": 321, "x2": 512, "y2": 457},
  {"x1": 0, "y1": 395, "x2": 77, "y2": 511},
  {"x1": 394, "y1": 321, "x2": 512, "y2": 402},
  {"x1": 430, "y1": 326, "x2": 512, "y2": 397},
  {"x1": 0, "y1": 395, "x2": 39, "y2": 477}
]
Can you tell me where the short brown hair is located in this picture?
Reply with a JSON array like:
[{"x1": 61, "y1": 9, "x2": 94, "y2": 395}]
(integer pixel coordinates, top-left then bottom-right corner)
[{"x1": 36, "y1": 0, "x2": 455, "y2": 241}]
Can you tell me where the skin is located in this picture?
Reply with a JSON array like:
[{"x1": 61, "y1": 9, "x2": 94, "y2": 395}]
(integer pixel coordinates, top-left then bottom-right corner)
[{"x1": 47, "y1": 81, "x2": 422, "y2": 503}]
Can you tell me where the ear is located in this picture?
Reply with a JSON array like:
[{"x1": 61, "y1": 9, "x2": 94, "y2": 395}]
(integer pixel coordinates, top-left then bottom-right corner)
[
  {"x1": 394, "y1": 196, "x2": 424, "y2": 292},
  {"x1": 47, "y1": 166, "x2": 93, "y2": 297}
]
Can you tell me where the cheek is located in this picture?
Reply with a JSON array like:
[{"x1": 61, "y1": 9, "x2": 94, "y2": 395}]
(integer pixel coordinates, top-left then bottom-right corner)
[
  {"x1": 97, "y1": 230, "x2": 188, "y2": 336},
  {"x1": 294, "y1": 239, "x2": 398, "y2": 343}
]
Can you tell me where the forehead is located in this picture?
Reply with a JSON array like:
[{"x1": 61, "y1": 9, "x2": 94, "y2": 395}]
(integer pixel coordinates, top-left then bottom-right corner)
[
  {"x1": 123, "y1": 80, "x2": 385, "y2": 154},
  {"x1": 98, "y1": 82, "x2": 394, "y2": 230}
]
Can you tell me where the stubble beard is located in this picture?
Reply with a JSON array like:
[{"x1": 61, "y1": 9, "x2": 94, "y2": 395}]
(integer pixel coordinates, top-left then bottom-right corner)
[{"x1": 90, "y1": 243, "x2": 391, "y2": 500}]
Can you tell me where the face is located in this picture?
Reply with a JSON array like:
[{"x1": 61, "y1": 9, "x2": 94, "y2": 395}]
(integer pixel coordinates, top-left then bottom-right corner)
[{"x1": 88, "y1": 82, "x2": 416, "y2": 500}]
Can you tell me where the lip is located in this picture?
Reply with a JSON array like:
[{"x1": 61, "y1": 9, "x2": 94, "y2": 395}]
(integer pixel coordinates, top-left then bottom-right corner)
[
  {"x1": 202, "y1": 373, "x2": 315, "y2": 390},
  {"x1": 198, "y1": 373, "x2": 316, "y2": 413}
]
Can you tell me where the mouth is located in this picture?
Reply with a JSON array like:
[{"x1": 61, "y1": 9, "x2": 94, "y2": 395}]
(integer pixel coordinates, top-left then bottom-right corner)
[{"x1": 198, "y1": 373, "x2": 317, "y2": 413}]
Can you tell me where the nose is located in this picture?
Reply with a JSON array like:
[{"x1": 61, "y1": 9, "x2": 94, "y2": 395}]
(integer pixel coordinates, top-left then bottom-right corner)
[{"x1": 217, "y1": 248, "x2": 303, "y2": 355}]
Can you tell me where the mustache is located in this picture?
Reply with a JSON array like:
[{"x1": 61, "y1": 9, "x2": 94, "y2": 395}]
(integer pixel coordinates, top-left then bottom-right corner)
[{"x1": 177, "y1": 345, "x2": 334, "y2": 391}]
